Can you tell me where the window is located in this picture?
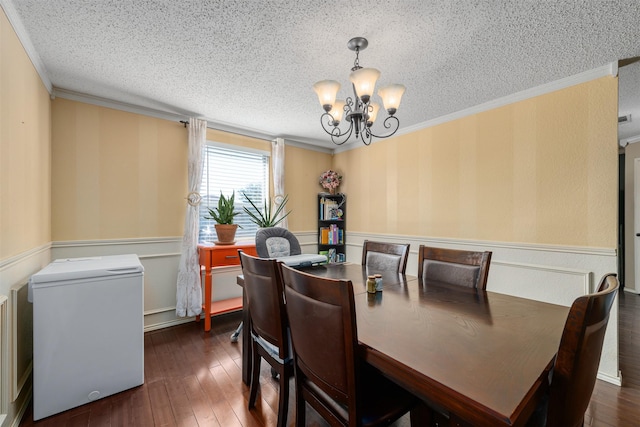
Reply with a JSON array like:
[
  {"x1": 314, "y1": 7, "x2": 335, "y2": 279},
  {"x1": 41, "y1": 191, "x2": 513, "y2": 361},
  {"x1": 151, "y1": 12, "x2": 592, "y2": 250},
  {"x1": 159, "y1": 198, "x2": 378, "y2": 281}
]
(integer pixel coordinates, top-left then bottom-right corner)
[{"x1": 199, "y1": 142, "x2": 270, "y2": 243}]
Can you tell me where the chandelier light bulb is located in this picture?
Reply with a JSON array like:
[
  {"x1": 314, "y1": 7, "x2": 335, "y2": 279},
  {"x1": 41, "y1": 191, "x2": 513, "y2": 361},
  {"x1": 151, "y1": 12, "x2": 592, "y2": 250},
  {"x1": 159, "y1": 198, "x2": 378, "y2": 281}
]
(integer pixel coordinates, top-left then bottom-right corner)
[
  {"x1": 378, "y1": 84, "x2": 406, "y2": 115},
  {"x1": 349, "y1": 68, "x2": 380, "y2": 104},
  {"x1": 367, "y1": 102, "x2": 380, "y2": 126},
  {"x1": 313, "y1": 80, "x2": 341, "y2": 112},
  {"x1": 329, "y1": 100, "x2": 346, "y2": 126}
]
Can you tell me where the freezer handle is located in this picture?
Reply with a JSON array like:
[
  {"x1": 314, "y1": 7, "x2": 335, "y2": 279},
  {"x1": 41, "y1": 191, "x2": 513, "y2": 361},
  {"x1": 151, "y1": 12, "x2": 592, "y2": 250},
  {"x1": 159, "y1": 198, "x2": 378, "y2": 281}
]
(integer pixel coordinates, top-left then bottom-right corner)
[{"x1": 106, "y1": 267, "x2": 143, "y2": 274}]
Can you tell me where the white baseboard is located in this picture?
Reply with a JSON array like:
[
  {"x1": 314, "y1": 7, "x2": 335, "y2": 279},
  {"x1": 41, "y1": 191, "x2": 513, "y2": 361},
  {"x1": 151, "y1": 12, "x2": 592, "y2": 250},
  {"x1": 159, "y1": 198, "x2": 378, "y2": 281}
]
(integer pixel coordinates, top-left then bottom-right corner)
[
  {"x1": 10, "y1": 384, "x2": 31, "y2": 427},
  {"x1": 597, "y1": 370, "x2": 623, "y2": 386}
]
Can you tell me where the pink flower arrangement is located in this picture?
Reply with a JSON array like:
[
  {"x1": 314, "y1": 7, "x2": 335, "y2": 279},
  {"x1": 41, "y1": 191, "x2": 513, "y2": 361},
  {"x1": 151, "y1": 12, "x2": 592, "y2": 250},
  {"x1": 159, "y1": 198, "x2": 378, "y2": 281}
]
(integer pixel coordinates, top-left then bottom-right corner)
[{"x1": 319, "y1": 170, "x2": 342, "y2": 192}]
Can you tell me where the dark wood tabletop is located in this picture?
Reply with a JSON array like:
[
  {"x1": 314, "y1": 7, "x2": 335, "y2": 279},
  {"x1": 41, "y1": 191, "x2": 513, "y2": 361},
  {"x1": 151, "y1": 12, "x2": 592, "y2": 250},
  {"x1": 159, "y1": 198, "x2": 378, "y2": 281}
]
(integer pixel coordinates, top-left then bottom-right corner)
[
  {"x1": 296, "y1": 262, "x2": 412, "y2": 294},
  {"x1": 355, "y1": 279, "x2": 569, "y2": 426},
  {"x1": 238, "y1": 263, "x2": 569, "y2": 426}
]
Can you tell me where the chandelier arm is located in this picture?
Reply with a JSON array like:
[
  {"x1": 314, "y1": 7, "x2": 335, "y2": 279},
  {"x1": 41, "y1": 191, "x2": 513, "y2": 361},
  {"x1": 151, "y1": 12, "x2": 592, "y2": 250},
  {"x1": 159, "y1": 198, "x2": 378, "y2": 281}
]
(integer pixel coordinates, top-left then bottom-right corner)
[
  {"x1": 330, "y1": 121, "x2": 355, "y2": 145},
  {"x1": 366, "y1": 116, "x2": 400, "y2": 139},
  {"x1": 360, "y1": 126, "x2": 373, "y2": 146},
  {"x1": 319, "y1": 112, "x2": 351, "y2": 138}
]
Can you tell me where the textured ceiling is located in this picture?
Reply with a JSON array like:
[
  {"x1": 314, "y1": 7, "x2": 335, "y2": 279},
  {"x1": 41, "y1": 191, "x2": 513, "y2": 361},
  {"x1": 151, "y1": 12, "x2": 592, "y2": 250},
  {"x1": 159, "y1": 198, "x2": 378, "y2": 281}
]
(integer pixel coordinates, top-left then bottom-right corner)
[{"x1": 4, "y1": 0, "x2": 640, "y2": 149}]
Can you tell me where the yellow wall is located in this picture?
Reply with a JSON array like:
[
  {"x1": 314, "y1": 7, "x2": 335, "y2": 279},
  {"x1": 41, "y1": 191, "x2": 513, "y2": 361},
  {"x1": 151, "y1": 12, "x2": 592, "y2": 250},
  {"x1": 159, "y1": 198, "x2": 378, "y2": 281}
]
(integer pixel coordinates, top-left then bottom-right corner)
[
  {"x1": 1, "y1": 7, "x2": 52, "y2": 425},
  {"x1": 285, "y1": 144, "x2": 332, "y2": 230},
  {"x1": 0, "y1": 9, "x2": 51, "y2": 259},
  {"x1": 52, "y1": 99, "x2": 187, "y2": 240},
  {"x1": 334, "y1": 76, "x2": 618, "y2": 248},
  {"x1": 51, "y1": 100, "x2": 328, "y2": 240}
]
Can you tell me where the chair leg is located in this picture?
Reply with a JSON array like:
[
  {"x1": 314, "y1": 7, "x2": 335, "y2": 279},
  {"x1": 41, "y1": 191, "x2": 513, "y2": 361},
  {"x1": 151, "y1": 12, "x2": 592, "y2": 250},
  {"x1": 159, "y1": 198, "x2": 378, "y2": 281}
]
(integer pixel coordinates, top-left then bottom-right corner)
[
  {"x1": 276, "y1": 366, "x2": 289, "y2": 427},
  {"x1": 248, "y1": 341, "x2": 261, "y2": 409}
]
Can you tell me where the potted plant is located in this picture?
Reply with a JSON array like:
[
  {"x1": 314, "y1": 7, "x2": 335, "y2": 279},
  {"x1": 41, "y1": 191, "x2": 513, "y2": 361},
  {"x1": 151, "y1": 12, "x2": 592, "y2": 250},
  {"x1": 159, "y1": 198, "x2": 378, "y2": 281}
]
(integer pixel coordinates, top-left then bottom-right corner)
[
  {"x1": 204, "y1": 191, "x2": 242, "y2": 244},
  {"x1": 242, "y1": 192, "x2": 291, "y2": 228}
]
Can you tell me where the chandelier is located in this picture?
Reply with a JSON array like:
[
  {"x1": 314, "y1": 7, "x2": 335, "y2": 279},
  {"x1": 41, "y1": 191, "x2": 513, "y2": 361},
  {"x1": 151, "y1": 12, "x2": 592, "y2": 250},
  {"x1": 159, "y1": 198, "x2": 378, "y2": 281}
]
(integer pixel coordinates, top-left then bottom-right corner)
[{"x1": 313, "y1": 37, "x2": 406, "y2": 146}]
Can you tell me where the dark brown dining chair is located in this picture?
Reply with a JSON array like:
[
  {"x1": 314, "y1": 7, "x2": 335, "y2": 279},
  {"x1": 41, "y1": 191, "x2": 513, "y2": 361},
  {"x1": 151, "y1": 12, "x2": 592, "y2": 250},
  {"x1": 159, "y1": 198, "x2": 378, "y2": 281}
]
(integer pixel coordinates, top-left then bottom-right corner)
[
  {"x1": 361, "y1": 240, "x2": 410, "y2": 273},
  {"x1": 280, "y1": 264, "x2": 419, "y2": 427},
  {"x1": 238, "y1": 251, "x2": 292, "y2": 427},
  {"x1": 417, "y1": 245, "x2": 492, "y2": 290},
  {"x1": 526, "y1": 273, "x2": 619, "y2": 427}
]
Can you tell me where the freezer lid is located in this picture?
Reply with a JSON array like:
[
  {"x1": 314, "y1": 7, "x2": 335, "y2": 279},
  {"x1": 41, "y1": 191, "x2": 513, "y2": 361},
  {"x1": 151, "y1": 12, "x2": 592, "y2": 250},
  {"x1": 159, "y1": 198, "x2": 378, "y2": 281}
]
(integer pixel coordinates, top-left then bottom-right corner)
[{"x1": 29, "y1": 254, "x2": 144, "y2": 285}]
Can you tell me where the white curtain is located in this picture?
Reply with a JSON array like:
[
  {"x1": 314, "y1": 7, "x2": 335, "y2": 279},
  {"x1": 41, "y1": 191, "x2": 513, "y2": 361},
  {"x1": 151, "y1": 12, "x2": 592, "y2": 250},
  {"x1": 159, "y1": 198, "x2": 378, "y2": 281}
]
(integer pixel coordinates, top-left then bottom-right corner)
[
  {"x1": 176, "y1": 118, "x2": 207, "y2": 317},
  {"x1": 272, "y1": 138, "x2": 288, "y2": 229}
]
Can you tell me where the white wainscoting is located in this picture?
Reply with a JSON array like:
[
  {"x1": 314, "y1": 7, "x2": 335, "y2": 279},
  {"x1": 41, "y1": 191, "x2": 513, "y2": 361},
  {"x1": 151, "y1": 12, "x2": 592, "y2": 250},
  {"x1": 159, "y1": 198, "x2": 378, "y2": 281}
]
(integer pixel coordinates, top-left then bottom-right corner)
[
  {"x1": 52, "y1": 238, "x2": 187, "y2": 331},
  {"x1": 10, "y1": 284, "x2": 31, "y2": 402},
  {"x1": 50, "y1": 233, "x2": 621, "y2": 386},
  {"x1": 0, "y1": 295, "x2": 8, "y2": 425},
  {"x1": 51, "y1": 235, "x2": 323, "y2": 332},
  {"x1": 346, "y1": 232, "x2": 621, "y2": 385},
  {"x1": 0, "y1": 244, "x2": 51, "y2": 427}
]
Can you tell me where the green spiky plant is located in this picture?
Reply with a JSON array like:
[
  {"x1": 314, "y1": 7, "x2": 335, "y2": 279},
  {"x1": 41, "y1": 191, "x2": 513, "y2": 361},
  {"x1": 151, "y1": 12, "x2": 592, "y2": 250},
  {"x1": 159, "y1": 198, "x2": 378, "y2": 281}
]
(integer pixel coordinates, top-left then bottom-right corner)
[
  {"x1": 204, "y1": 191, "x2": 242, "y2": 225},
  {"x1": 242, "y1": 192, "x2": 291, "y2": 228}
]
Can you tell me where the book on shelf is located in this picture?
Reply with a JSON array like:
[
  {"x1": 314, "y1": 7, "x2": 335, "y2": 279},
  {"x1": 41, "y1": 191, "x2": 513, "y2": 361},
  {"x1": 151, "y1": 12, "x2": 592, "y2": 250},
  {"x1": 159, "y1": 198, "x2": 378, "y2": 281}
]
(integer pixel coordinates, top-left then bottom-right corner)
[
  {"x1": 319, "y1": 224, "x2": 344, "y2": 245},
  {"x1": 328, "y1": 248, "x2": 336, "y2": 263},
  {"x1": 319, "y1": 196, "x2": 342, "y2": 221}
]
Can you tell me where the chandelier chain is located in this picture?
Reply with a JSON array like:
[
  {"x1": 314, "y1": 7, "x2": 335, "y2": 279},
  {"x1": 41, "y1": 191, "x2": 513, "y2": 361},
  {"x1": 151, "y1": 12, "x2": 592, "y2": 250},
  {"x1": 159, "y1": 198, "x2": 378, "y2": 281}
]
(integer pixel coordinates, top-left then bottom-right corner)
[{"x1": 352, "y1": 47, "x2": 361, "y2": 71}]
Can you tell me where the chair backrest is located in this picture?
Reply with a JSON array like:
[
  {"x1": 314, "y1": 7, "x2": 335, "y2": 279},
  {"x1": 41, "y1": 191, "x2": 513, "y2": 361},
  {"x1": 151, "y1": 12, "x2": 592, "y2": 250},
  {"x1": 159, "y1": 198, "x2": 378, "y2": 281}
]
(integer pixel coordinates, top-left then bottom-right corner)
[
  {"x1": 417, "y1": 245, "x2": 492, "y2": 290},
  {"x1": 280, "y1": 264, "x2": 359, "y2": 422},
  {"x1": 255, "y1": 227, "x2": 302, "y2": 258},
  {"x1": 239, "y1": 251, "x2": 289, "y2": 360},
  {"x1": 546, "y1": 274, "x2": 619, "y2": 427},
  {"x1": 361, "y1": 240, "x2": 410, "y2": 274}
]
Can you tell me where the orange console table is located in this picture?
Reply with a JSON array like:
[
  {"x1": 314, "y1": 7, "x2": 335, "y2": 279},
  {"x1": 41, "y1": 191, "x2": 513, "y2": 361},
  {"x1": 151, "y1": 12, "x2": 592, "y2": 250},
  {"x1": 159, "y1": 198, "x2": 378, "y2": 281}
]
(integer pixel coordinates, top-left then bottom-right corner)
[{"x1": 197, "y1": 242, "x2": 257, "y2": 332}]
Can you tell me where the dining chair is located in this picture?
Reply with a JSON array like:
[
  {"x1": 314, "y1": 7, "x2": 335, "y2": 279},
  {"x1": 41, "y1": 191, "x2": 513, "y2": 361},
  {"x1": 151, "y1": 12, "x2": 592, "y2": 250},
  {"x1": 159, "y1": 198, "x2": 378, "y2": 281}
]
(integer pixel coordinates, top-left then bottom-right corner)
[
  {"x1": 417, "y1": 245, "x2": 492, "y2": 290},
  {"x1": 238, "y1": 251, "x2": 293, "y2": 427},
  {"x1": 361, "y1": 240, "x2": 410, "y2": 273},
  {"x1": 279, "y1": 264, "x2": 419, "y2": 427},
  {"x1": 526, "y1": 273, "x2": 619, "y2": 427},
  {"x1": 232, "y1": 228, "x2": 323, "y2": 343}
]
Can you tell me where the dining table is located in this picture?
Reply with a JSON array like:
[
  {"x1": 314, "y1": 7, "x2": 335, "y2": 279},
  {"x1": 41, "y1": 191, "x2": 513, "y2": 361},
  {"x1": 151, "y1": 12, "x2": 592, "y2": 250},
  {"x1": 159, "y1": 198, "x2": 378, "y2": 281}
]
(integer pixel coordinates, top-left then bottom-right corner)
[{"x1": 237, "y1": 262, "x2": 569, "y2": 427}]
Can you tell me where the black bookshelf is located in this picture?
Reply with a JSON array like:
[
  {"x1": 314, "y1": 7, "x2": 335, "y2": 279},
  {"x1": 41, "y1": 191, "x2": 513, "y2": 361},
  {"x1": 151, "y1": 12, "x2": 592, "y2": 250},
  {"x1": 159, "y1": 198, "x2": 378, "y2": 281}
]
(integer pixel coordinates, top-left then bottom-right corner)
[{"x1": 318, "y1": 193, "x2": 346, "y2": 263}]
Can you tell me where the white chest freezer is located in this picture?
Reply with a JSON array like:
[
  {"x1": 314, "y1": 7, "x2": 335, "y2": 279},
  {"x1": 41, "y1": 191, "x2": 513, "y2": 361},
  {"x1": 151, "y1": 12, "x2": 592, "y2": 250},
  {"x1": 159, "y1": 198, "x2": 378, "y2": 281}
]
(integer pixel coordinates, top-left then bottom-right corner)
[{"x1": 29, "y1": 254, "x2": 144, "y2": 420}]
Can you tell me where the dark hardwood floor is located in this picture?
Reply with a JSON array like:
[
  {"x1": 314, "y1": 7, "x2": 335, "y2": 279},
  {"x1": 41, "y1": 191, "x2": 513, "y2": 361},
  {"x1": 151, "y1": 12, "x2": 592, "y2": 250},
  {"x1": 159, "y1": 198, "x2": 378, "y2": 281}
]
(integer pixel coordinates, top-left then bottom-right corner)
[{"x1": 19, "y1": 292, "x2": 640, "y2": 427}]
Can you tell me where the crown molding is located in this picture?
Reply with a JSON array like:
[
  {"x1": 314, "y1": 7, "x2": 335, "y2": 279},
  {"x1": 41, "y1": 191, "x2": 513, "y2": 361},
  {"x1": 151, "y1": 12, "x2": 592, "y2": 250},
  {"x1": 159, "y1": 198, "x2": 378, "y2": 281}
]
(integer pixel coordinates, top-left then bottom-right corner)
[
  {"x1": 52, "y1": 87, "x2": 332, "y2": 153},
  {"x1": 335, "y1": 63, "x2": 618, "y2": 153},
  {"x1": 620, "y1": 134, "x2": 640, "y2": 147}
]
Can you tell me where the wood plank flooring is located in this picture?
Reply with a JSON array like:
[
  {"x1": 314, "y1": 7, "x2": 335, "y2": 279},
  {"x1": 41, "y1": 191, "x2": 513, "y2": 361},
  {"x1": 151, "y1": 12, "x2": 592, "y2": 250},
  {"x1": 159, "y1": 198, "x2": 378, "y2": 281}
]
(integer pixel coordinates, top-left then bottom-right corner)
[{"x1": 19, "y1": 292, "x2": 640, "y2": 427}]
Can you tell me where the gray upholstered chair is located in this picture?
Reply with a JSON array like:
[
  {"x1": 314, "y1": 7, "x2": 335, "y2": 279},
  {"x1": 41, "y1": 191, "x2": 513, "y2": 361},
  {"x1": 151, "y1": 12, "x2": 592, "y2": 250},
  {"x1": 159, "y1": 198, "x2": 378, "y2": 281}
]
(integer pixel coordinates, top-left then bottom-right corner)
[
  {"x1": 418, "y1": 245, "x2": 492, "y2": 290},
  {"x1": 361, "y1": 240, "x2": 410, "y2": 273},
  {"x1": 256, "y1": 227, "x2": 302, "y2": 258}
]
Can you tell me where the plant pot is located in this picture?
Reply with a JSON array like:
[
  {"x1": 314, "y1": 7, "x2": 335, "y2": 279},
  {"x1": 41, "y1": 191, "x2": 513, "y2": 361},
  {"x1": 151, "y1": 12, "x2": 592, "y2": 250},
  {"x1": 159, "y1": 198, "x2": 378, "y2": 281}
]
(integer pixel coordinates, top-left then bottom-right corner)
[{"x1": 214, "y1": 224, "x2": 238, "y2": 244}]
